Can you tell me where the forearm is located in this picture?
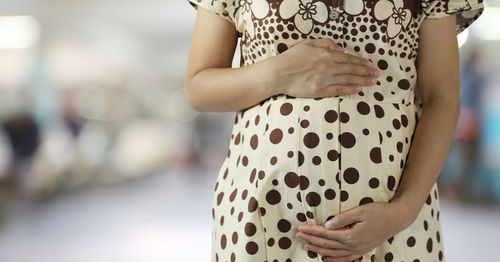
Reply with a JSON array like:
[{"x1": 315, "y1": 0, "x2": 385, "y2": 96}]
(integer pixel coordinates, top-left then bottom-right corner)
[
  {"x1": 185, "y1": 58, "x2": 279, "y2": 112},
  {"x1": 391, "y1": 96, "x2": 460, "y2": 223}
]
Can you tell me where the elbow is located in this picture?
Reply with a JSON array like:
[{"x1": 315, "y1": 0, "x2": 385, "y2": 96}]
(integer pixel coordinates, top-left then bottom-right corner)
[
  {"x1": 422, "y1": 90, "x2": 461, "y2": 117},
  {"x1": 184, "y1": 79, "x2": 202, "y2": 113}
]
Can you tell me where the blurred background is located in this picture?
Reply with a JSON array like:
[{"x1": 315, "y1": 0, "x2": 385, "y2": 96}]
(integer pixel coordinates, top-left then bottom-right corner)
[{"x1": 0, "y1": 0, "x2": 498, "y2": 261}]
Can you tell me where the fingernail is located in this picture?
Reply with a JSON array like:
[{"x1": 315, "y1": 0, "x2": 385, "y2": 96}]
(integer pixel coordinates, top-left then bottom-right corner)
[
  {"x1": 373, "y1": 70, "x2": 380, "y2": 76},
  {"x1": 357, "y1": 86, "x2": 363, "y2": 91},
  {"x1": 366, "y1": 61, "x2": 372, "y2": 66},
  {"x1": 371, "y1": 78, "x2": 376, "y2": 84}
]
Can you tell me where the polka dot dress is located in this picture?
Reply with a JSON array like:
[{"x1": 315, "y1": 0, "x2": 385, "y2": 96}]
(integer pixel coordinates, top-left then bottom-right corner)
[{"x1": 186, "y1": 0, "x2": 484, "y2": 261}]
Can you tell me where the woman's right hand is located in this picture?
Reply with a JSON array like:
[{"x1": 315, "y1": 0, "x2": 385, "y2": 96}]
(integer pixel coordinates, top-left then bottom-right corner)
[{"x1": 266, "y1": 38, "x2": 381, "y2": 98}]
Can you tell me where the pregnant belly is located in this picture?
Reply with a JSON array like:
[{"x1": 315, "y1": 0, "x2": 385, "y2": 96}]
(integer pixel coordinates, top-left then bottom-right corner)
[{"x1": 230, "y1": 92, "x2": 417, "y2": 221}]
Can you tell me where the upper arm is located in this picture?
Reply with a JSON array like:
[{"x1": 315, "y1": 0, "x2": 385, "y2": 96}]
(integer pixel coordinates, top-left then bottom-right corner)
[
  {"x1": 417, "y1": 14, "x2": 460, "y2": 105},
  {"x1": 416, "y1": 0, "x2": 485, "y2": 105},
  {"x1": 185, "y1": 4, "x2": 239, "y2": 85}
]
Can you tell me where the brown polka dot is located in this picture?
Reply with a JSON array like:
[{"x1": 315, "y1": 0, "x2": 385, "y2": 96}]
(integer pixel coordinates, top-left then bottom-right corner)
[
  {"x1": 277, "y1": 219, "x2": 291, "y2": 233},
  {"x1": 299, "y1": 175, "x2": 310, "y2": 190},
  {"x1": 242, "y1": 189, "x2": 248, "y2": 200},
  {"x1": 277, "y1": 43, "x2": 288, "y2": 53},
  {"x1": 298, "y1": 151, "x2": 304, "y2": 166},
  {"x1": 340, "y1": 112, "x2": 349, "y2": 123},
  {"x1": 245, "y1": 222, "x2": 257, "y2": 236},
  {"x1": 365, "y1": 43, "x2": 376, "y2": 53},
  {"x1": 377, "y1": 59, "x2": 388, "y2": 70},
  {"x1": 221, "y1": 234, "x2": 227, "y2": 249},
  {"x1": 270, "y1": 128, "x2": 283, "y2": 144},
  {"x1": 426, "y1": 237, "x2": 433, "y2": 253},
  {"x1": 246, "y1": 241, "x2": 259, "y2": 255},
  {"x1": 250, "y1": 135, "x2": 258, "y2": 150},
  {"x1": 370, "y1": 147, "x2": 382, "y2": 163},
  {"x1": 279, "y1": 237, "x2": 292, "y2": 249},
  {"x1": 229, "y1": 188, "x2": 237, "y2": 202},
  {"x1": 387, "y1": 176, "x2": 396, "y2": 191},
  {"x1": 296, "y1": 213, "x2": 307, "y2": 222},
  {"x1": 397, "y1": 142, "x2": 403, "y2": 153},
  {"x1": 260, "y1": 185, "x2": 278, "y2": 204},
  {"x1": 217, "y1": 192, "x2": 224, "y2": 205},
  {"x1": 340, "y1": 190, "x2": 349, "y2": 201},
  {"x1": 398, "y1": 79, "x2": 410, "y2": 90},
  {"x1": 407, "y1": 236, "x2": 416, "y2": 247},
  {"x1": 343, "y1": 167, "x2": 359, "y2": 184},
  {"x1": 307, "y1": 250, "x2": 318, "y2": 258},
  {"x1": 374, "y1": 105, "x2": 385, "y2": 118},
  {"x1": 303, "y1": 132, "x2": 320, "y2": 148},
  {"x1": 232, "y1": 232, "x2": 238, "y2": 244},
  {"x1": 280, "y1": 103, "x2": 293, "y2": 116},
  {"x1": 327, "y1": 149, "x2": 339, "y2": 161},
  {"x1": 305, "y1": 192, "x2": 321, "y2": 207},
  {"x1": 312, "y1": 156, "x2": 321, "y2": 165},
  {"x1": 369, "y1": 177, "x2": 380, "y2": 188},
  {"x1": 401, "y1": 114, "x2": 408, "y2": 127},
  {"x1": 324, "y1": 110, "x2": 338, "y2": 123},
  {"x1": 284, "y1": 172, "x2": 299, "y2": 188},
  {"x1": 359, "y1": 197, "x2": 374, "y2": 205},
  {"x1": 248, "y1": 197, "x2": 258, "y2": 212},
  {"x1": 384, "y1": 252, "x2": 393, "y2": 262},
  {"x1": 339, "y1": 132, "x2": 356, "y2": 148},
  {"x1": 325, "y1": 189, "x2": 336, "y2": 200},
  {"x1": 394, "y1": 117, "x2": 403, "y2": 129},
  {"x1": 357, "y1": 101, "x2": 370, "y2": 115}
]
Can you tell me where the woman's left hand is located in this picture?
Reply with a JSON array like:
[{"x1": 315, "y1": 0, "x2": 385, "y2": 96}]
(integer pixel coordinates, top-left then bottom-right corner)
[{"x1": 295, "y1": 201, "x2": 417, "y2": 262}]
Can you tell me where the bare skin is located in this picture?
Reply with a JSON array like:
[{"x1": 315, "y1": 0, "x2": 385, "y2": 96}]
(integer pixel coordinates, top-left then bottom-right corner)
[
  {"x1": 185, "y1": 6, "x2": 460, "y2": 262},
  {"x1": 184, "y1": 7, "x2": 380, "y2": 112}
]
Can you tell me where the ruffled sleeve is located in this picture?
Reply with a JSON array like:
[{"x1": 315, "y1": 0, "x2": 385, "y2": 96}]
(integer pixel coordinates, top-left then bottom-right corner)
[
  {"x1": 186, "y1": 0, "x2": 242, "y2": 37},
  {"x1": 420, "y1": 0, "x2": 485, "y2": 34}
]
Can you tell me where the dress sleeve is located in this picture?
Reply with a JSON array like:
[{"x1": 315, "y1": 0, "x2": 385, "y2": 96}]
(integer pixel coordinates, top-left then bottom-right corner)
[
  {"x1": 186, "y1": 0, "x2": 241, "y2": 35},
  {"x1": 420, "y1": 0, "x2": 485, "y2": 34}
]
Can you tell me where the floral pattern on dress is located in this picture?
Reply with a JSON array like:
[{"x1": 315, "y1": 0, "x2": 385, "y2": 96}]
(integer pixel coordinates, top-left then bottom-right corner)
[
  {"x1": 374, "y1": 0, "x2": 413, "y2": 39},
  {"x1": 238, "y1": 0, "x2": 270, "y2": 39},
  {"x1": 279, "y1": 0, "x2": 328, "y2": 34},
  {"x1": 343, "y1": 0, "x2": 364, "y2": 16}
]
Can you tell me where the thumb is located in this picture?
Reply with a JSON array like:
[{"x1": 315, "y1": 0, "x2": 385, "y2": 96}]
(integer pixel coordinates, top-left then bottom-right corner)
[{"x1": 325, "y1": 209, "x2": 360, "y2": 230}]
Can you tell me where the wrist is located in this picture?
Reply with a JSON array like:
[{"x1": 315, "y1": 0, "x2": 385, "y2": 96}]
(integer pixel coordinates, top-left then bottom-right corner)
[
  {"x1": 253, "y1": 56, "x2": 281, "y2": 96},
  {"x1": 389, "y1": 197, "x2": 421, "y2": 231}
]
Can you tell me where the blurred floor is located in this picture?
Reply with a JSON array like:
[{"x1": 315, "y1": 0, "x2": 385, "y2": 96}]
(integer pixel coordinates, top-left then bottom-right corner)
[{"x1": 0, "y1": 169, "x2": 498, "y2": 262}]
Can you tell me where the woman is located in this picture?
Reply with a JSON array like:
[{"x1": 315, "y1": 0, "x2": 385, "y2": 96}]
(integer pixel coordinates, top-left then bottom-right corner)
[{"x1": 184, "y1": 0, "x2": 484, "y2": 261}]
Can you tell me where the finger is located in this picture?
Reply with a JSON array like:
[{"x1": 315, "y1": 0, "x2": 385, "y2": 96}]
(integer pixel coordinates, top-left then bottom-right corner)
[
  {"x1": 304, "y1": 243, "x2": 353, "y2": 258},
  {"x1": 296, "y1": 231, "x2": 346, "y2": 249},
  {"x1": 298, "y1": 224, "x2": 350, "y2": 243},
  {"x1": 329, "y1": 62, "x2": 379, "y2": 77},
  {"x1": 321, "y1": 84, "x2": 362, "y2": 97},
  {"x1": 325, "y1": 74, "x2": 376, "y2": 87},
  {"x1": 333, "y1": 52, "x2": 372, "y2": 66},
  {"x1": 325, "y1": 209, "x2": 364, "y2": 230},
  {"x1": 325, "y1": 254, "x2": 363, "y2": 262}
]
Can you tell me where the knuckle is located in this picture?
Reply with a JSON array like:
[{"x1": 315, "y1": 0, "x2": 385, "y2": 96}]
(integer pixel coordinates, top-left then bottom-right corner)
[
  {"x1": 347, "y1": 55, "x2": 355, "y2": 63},
  {"x1": 345, "y1": 75, "x2": 352, "y2": 83},
  {"x1": 318, "y1": 47, "x2": 331, "y2": 57},
  {"x1": 319, "y1": 238, "x2": 328, "y2": 247},
  {"x1": 366, "y1": 76, "x2": 374, "y2": 84},
  {"x1": 316, "y1": 61, "x2": 328, "y2": 72},
  {"x1": 346, "y1": 64, "x2": 356, "y2": 73},
  {"x1": 311, "y1": 82, "x2": 322, "y2": 93}
]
